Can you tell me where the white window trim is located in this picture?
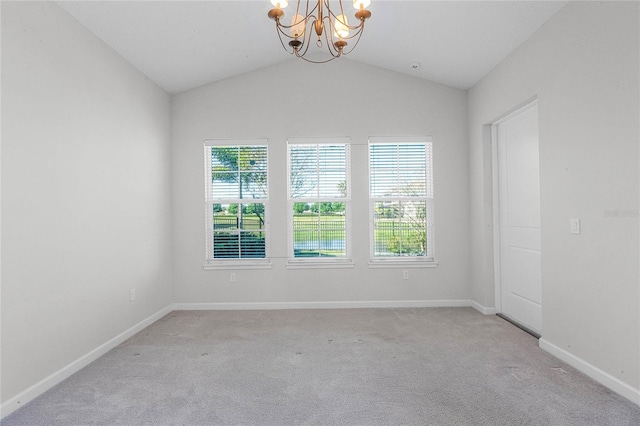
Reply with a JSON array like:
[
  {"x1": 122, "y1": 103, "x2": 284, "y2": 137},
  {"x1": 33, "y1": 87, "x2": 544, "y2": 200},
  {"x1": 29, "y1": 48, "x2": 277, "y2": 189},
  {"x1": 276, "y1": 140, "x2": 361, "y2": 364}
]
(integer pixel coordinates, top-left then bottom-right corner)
[
  {"x1": 203, "y1": 260, "x2": 272, "y2": 271},
  {"x1": 368, "y1": 136, "x2": 436, "y2": 267},
  {"x1": 286, "y1": 137, "x2": 353, "y2": 269},
  {"x1": 368, "y1": 259, "x2": 439, "y2": 269},
  {"x1": 286, "y1": 259, "x2": 354, "y2": 270},
  {"x1": 203, "y1": 139, "x2": 271, "y2": 270}
]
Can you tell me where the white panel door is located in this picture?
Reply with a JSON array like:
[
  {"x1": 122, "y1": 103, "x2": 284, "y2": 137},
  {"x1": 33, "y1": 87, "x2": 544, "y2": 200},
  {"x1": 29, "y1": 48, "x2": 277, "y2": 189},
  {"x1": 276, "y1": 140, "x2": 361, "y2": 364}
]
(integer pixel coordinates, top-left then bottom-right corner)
[{"x1": 497, "y1": 104, "x2": 542, "y2": 333}]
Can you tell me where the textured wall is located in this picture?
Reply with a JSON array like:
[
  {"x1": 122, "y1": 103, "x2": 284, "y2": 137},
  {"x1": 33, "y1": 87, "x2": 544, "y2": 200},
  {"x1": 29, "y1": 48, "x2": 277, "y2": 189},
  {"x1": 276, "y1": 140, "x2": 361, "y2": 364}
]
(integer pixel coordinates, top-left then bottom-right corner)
[{"x1": 1, "y1": 1, "x2": 173, "y2": 404}]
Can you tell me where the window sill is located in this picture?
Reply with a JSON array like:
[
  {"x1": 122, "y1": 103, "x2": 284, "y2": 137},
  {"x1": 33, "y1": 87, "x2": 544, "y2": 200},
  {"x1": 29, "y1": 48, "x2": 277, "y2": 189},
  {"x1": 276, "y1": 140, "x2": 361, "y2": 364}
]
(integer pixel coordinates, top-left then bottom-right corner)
[
  {"x1": 203, "y1": 260, "x2": 272, "y2": 271},
  {"x1": 286, "y1": 259, "x2": 355, "y2": 270},
  {"x1": 368, "y1": 259, "x2": 438, "y2": 269}
]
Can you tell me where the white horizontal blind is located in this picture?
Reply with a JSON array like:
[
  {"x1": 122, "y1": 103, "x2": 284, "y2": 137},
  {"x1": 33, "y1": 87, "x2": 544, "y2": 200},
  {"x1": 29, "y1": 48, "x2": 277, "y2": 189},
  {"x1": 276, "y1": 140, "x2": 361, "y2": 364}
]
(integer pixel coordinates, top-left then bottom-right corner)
[
  {"x1": 204, "y1": 141, "x2": 268, "y2": 260},
  {"x1": 288, "y1": 138, "x2": 350, "y2": 259},
  {"x1": 369, "y1": 136, "x2": 434, "y2": 260}
]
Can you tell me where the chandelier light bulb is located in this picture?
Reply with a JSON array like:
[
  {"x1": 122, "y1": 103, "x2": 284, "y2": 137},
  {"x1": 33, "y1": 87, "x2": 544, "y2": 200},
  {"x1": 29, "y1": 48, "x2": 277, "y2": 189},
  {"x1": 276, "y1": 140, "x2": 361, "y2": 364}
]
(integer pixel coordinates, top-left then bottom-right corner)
[
  {"x1": 353, "y1": 0, "x2": 370, "y2": 9},
  {"x1": 290, "y1": 14, "x2": 306, "y2": 38},
  {"x1": 270, "y1": 0, "x2": 288, "y2": 8},
  {"x1": 334, "y1": 15, "x2": 350, "y2": 38}
]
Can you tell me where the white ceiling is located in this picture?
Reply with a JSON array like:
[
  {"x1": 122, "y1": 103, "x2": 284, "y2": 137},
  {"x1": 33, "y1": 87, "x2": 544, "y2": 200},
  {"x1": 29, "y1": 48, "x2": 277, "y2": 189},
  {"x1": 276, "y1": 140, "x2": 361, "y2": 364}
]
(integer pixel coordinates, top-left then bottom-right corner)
[{"x1": 56, "y1": 1, "x2": 568, "y2": 94}]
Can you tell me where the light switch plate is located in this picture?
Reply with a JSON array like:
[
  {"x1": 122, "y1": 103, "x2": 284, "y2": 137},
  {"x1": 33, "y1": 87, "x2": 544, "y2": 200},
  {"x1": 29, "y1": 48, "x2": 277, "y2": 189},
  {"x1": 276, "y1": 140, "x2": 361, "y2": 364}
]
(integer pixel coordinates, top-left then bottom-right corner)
[{"x1": 570, "y1": 218, "x2": 581, "y2": 234}]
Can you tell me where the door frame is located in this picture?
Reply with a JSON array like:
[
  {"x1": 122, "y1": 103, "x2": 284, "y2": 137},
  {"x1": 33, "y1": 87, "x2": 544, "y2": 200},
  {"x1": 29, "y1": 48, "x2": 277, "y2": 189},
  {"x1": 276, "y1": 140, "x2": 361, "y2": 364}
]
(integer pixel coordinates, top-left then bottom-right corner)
[{"x1": 491, "y1": 98, "x2": 539, "y2": 317}]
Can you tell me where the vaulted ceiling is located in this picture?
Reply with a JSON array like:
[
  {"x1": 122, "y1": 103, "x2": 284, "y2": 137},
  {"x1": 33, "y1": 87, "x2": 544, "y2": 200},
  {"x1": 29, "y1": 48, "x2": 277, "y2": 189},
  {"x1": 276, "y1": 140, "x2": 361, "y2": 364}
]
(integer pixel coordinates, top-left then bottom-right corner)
[{"x1": 56, "y1": 1, "x2": 568, "y2": 94}]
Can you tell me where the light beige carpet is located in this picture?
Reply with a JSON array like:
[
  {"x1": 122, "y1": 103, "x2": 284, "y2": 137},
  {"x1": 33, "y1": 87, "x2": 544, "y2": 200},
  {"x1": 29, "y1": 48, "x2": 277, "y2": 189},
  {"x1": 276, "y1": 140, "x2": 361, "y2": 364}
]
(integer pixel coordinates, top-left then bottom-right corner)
[{"x1": 4, "y1": 307, "x2": 640, "y2": 425}]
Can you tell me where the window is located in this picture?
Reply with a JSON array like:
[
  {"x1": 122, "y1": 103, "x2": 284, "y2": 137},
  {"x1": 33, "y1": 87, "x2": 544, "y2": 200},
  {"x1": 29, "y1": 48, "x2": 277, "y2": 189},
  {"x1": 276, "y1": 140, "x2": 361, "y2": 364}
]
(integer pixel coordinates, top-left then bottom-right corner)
[
  {"x1": 204, "y1": 141, "x2": 269, "y2": 266},
  {"x1": 287, "y1": 138, "x2": 351, "y2": 265},
  {"x1": 369, "y1": 136, "x2": 434, "y2": 262}
]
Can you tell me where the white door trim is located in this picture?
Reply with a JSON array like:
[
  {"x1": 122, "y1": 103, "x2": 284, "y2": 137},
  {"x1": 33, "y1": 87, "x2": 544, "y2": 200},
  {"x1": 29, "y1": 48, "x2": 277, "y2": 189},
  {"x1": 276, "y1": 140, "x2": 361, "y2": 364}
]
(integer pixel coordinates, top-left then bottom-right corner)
[
  {"x1": 491, "y1": 123, "x2": 502, "y2": 313},
  {"x1": 491, "y1": 98, "x2": 539, "y2": 316}
]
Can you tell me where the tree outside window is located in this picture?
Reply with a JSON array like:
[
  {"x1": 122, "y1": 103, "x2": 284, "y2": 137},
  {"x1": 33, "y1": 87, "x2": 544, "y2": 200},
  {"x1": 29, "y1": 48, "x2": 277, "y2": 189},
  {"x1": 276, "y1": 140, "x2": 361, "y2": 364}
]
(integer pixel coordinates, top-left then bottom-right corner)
[
  {"x1": 205, "y1": 143, "x2": 268, "y2": 260},
  {"x1": 369, "y1": 138, "x2": 434, "y2": 260},
  {"x1": 288, "y1": 139, "x2": 350, "y2": 259}
]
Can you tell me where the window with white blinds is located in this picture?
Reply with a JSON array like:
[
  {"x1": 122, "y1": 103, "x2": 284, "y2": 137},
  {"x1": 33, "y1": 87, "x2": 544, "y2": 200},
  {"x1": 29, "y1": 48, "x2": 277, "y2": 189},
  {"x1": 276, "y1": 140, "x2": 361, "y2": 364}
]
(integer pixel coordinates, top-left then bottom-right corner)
[
  {"x1": 287, "y1": 138, "x2": 351, "y2": 262},
  {"x1": 204, "y1": 141, "x2": 269, "y2": 262},
  {"x1": 369, "y1": 136, "x2": 434, "y2": 261}
]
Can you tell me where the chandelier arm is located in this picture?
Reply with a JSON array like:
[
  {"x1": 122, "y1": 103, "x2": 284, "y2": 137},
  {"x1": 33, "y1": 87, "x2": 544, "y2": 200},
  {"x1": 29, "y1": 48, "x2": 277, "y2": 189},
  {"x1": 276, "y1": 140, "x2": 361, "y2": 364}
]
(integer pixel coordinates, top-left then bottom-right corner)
[
  {"x1": 323, "y1": 1, "x2": 344, "y2": 23},
  {"x1": 292, "y1": 19, "x2": 339, "y2": 62},
  {"x1": 344, "y1": 21, "x2": 366, "y2": 33},
  {"x1": 291, "y1": 28, "x2": 312, "y2": 58},
  {"x1": 272, "y1": 1, "x2": 316, "y2": 39},
  {"x1": 335, "y1": 25, "x2": 365, "y2": 55},
  {"x1": 307, "y1": 0, "x2": 317, "y2": 20},
  {"x1": 294, "y1": 0, "x2": 302, "y2": 20},
  {"x1": 276, "y1": 26, "x2": 294, "y2": 40},
  {"x1": 322, "y1": 5, "x2": 367, "y2": 42},
  {"x1": 295, "y1": 51, "x2": 336, "y2": 64},
  {"x1": 278, "y1": 0, "x2": 315, "y2": 29},
  {"x1": 276, "y1": 19, "x2": 303, "y2": 40},
  {"x1": 323, "y1": 3, "x2": 364, "y2": 32},
  {"x1": 275, "y1": 21, "x2": 297, "y2": 54},
  {"x1": 323, "y1": 21, "x2": 342, "y2": 58},
  {"x1": 296, "y1": 14, "x2": 322, "y2": 57},
  {"x1": 341, "y1": 24, "x2": 365, "y2": 41},
  {"x1": 275, "y1": 22, "x2": 289, "y2": 48},
  {"x1": 324, "y1": 5, "x2": 338, "y2": 42},
  {"x1": 337, "y1": 0, "x2": 346, "y2": 19},
  {"x1": 322, "y1": 15, "x2": 336, "y2": 54}
]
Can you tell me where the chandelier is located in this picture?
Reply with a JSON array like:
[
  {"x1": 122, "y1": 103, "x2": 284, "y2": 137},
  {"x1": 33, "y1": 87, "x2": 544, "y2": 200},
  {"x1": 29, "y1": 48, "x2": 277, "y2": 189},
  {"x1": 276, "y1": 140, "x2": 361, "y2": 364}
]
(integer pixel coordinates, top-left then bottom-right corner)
[{"x1": 267, "y1": 0, "x2": 372, "y2": 63}]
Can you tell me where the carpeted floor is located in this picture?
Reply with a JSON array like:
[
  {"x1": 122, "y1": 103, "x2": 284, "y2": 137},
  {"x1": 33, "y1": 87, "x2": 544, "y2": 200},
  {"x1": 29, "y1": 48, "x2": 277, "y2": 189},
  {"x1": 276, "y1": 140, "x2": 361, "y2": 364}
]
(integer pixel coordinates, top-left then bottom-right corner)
[{"x1": 3, "y1": 307, "x2": 640, "y2": 425}]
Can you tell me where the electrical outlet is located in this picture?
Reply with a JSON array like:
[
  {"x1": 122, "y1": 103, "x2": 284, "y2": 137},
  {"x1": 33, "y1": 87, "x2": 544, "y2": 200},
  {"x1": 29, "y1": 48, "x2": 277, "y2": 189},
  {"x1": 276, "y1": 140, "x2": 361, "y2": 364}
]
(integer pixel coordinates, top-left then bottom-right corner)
[
  {"x1": 230, "y1": 273, "x2": 237, "y2": 283},
  {"x1": 402, "y1": 270, "x2": 409, "y2": 280},
  {"x1": 130, "y1": 288, "x2": 136, "y2": 302}
]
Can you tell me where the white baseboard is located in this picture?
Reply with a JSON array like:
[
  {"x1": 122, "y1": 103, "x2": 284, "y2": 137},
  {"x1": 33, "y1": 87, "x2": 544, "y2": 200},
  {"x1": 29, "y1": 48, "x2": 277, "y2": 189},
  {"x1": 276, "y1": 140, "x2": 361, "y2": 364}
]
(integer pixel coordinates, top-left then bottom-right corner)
[
  {"x1": 0, "y1": 305, "x2": 173, "y2": 419},
  {"x1": 470, "y1": 300, "x2": 496, "y2": 315},
  {"x1": 539, "y1": 338, "x2": 640, "y2": 406},
  {"x1": 172, "y1": 299, "x2": 472, "y2": 311}
]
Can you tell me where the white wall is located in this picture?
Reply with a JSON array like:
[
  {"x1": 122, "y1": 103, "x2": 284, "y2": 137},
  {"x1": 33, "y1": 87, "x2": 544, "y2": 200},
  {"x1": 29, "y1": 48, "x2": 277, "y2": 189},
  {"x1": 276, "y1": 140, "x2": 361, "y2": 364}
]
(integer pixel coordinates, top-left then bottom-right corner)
[
  {"x1": 468, "y1": 0, "x2": 639, "y2": 395},
  {"x1": 1, "y1": 1, "x2": 173, "y2": 406},
  {"x1": 171, "y1": 59, "x2": 470, "y2": 305}
]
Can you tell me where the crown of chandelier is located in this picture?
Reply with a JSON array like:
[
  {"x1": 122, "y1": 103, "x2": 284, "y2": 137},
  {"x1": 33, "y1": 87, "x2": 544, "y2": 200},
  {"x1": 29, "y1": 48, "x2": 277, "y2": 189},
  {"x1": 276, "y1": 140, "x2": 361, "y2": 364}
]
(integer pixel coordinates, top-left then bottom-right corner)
[{"x1": 268, "y1": 0, "x2": 372, "y2": 63}]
